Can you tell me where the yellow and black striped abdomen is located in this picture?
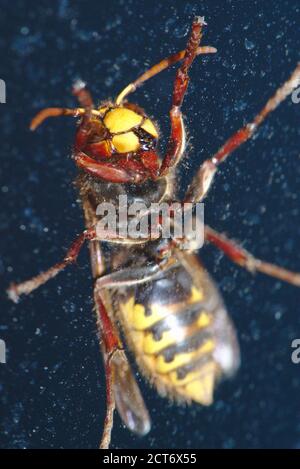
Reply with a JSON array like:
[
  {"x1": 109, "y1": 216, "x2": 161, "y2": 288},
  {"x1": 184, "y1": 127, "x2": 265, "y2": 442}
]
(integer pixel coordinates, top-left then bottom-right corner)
[{"x1": 117, "y1": 254, "x2": 240, "y2": 405}]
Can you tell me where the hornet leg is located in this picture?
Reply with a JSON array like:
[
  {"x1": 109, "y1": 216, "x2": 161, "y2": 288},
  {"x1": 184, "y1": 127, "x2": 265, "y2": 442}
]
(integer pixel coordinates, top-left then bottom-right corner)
[
  {"x1": 184, "y1": 65, "x2": 300, "y2": 203},
  {"x1": 204, "y1": 225, "x2": 300, "y2": 287}
]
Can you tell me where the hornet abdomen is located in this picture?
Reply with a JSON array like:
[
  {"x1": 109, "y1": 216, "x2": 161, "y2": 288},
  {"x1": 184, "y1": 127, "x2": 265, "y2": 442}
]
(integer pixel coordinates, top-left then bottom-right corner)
[{"x1": 117, "y1": 253, "x2": 240, "y2": 405}]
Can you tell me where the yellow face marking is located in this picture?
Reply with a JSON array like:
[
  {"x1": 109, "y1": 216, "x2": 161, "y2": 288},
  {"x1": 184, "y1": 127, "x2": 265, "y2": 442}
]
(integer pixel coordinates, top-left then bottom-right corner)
[
  {"x1": 104, "y1": 107, "x2": 143, "y2": 133},
  {"x1": 184, "y1": 362, "x2": 217, "y2": 405},
  {"x1": 155, "y1": 339, "x2": 215, "y2": 374},
  {"x1": 141, "y1": 118, "x2": 159, "y2": 139},
  {"x1": 112, "y1": 132, "x2": 140, "y2": 153}
]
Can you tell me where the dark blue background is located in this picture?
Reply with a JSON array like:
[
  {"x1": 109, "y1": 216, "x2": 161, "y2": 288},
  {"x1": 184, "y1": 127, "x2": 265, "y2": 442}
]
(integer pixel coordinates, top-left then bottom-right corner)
[{"x1": 0, "y1": 0, "x2": 300, "y2": 449}]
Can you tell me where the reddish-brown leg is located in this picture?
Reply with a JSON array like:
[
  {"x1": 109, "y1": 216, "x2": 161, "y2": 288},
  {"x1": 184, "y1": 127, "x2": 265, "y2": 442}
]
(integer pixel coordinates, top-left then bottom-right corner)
[
  {"x1": 159, "y1": 16, "x2": 206, "y2": 177},
  {"x1": 93, "y1": 260, "x2": 167, "y2": 448},
  {"x1": 99, "y1": 354, "x2": 115, "y2": 450},
  {"x1": 93, "y1": 290, "x2": 121, "y2": 449},
  {"x1": 7, "y1": 227, "x2": 96, "y2": 303},
  {"x1": 6, "y1": 221, "x2": 157, "y2": 303},
  {"x1": 72, "y1": 80, "x2": 95, "y2": 150},
  {"x1": 74, "y1": 151, "x2": 150, "y2": 183},
  {"x1": 184, "y1": 64, "x2": 300, "y2": 203},
  {"x1": 30, "y1": 81, "x2": 100, "y2": 132},
  {"x1": 115, "y1": 45, "x2": 216, "y2": 104},
  {"x1": 92, "y1": 255, "x2": 177, "y2": 448},
  {"x1": 94, "y1": 286, "x2": 152, "y2": 448},
  {"x1": 30, "y1": 108, "x2": 88, "y2": 131},
  {"x1": 72, "y1": 79, "x2": 94, "y2": 110},
  {"x1": 205, "y1": 225, "x2": 300, "y2": 286},
  {"x1": 7, "y1": 215, "x2": 164, "y2": 305}
]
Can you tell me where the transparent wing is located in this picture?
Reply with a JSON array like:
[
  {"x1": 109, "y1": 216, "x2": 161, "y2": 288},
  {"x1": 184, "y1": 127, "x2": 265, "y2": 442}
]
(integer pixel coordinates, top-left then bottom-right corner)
[{"x1": 111, "y1": 349, "x2": 151, "y2": 436}]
